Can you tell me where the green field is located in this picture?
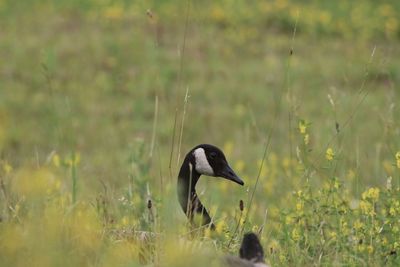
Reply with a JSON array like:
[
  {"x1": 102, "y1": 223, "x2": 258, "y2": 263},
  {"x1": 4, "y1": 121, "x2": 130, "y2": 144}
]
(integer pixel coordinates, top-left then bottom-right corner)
[{"x1": 1, "y1": 0, "x2": 400, "y2": 266}]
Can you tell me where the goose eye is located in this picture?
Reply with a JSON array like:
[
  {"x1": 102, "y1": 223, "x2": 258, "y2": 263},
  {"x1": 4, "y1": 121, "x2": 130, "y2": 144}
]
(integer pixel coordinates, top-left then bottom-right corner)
[{"x1": 209, "y1": 152, "x2": 217, "y2": 159}]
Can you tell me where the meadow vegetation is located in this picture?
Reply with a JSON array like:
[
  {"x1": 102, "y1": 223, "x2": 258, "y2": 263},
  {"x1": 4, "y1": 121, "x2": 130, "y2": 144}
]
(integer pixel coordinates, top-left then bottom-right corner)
[{"x1": 0, "y1": 0, "x2": 400, "y2": 266}]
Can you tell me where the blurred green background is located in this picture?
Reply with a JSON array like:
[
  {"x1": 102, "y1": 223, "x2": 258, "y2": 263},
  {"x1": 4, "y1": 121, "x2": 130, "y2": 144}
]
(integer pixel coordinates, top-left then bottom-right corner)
[
  {"x1": 0, "y1": 0, "x2": 400, "y2": 266},
  {"x1": 1, "y1": 0, "x2": 399, "y2": 191}
]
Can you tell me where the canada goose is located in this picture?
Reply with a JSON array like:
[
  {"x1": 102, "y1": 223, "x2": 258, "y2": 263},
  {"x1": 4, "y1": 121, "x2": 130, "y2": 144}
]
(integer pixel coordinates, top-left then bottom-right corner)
[
  {"x1": 224, "y1": 232, "x2": 269, "y2": 267},
  {"x1": 178, "y1": 144, "x2": 244, "y2": 229},
  {"x1": 177, "y1": 145, "x2": 269, "y2": 266}
]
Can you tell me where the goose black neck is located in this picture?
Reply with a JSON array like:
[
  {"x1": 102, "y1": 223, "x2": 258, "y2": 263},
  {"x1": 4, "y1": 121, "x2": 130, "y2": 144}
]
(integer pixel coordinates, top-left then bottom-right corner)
[{"x1": 177, "y1": 153, "x2": 214, "y2": 229}]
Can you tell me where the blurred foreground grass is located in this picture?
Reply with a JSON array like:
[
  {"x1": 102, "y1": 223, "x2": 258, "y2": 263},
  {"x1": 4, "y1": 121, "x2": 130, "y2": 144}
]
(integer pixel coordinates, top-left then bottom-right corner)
[{"x1": 1, "y1": 0, "x2": 400, "y2": 266}]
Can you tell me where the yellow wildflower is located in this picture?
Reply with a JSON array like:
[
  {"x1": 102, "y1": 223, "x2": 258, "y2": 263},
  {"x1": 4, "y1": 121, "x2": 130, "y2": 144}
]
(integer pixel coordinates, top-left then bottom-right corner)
[
  {"x1": 334, "y1": 179, "x2": 340, "y2": 189},
  {"x1": 367, "y1": 245, "x2": 374, "y2": 254},
  {"x1": 298, "y1": 120, "x2": 307, "y2": 134},
  {"x1": 390, "y1": 201, "x2": 400, "y2": 216},
  {"x1": 296, "y1": 201, "x2": 304, "y2": 212},
  {"x1": 65, "y1": 153, "x2": 80, "y2": 167},
  {"x1": 239, "y1": 217, "x2": 245, "y2": 227},
  {"x1": 396, "y1": 151, "x2": 400, "y2": 169},
  {"x1": 326, "y1": 147, "x2": 334, "y2": 161},
  {"x1": 362, "y1": 187, "x2": 380, "y2": 202},
  {"x1": 291, "y1": 228, "x2": 301, "y2": 241},
  {"x1": 216, "y1": 220, "x2": 226, "y2": 234},
  {"x1": 353, "y1": 219, "x2": 364, "y2": 230},
  {"x1": 340, "y1": 220, "x2": 350, "y2": 236},
  {"x1": 285, "y1": 215, "x2": 294, "y2": 225},
  {"x1": 359, "y1": 200, "x2": 374, "y2": 216},
  {"x1": 251, "y1": 225, "x2": 260, "y2": 233},
  {"x1": 268, "y1": 239, "x2": 279, "y2": 252}
]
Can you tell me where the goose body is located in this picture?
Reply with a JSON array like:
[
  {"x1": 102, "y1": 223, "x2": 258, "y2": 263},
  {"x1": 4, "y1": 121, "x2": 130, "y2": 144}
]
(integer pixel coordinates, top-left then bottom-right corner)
[{"x1": 177, "y1": 144, "x2": 244, "y2": 228}]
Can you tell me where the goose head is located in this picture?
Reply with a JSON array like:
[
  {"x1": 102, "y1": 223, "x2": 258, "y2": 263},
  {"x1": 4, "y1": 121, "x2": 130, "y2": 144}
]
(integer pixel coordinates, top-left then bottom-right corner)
[
  {"x1": 178, "y1": 144, "x2": 244, "y2": 228},
  {"x1": 191, "y1": 144, "x2": 244, "y2": 185}
]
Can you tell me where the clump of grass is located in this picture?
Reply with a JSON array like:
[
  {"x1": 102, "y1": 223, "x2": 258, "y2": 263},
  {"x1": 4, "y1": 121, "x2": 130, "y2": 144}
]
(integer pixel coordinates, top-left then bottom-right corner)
[
  {"x1": 272, "y1": 177, "x2": 400, "y2": 266},
  {"x1": 1, "y1": 148, "x2": 400, "y2": 266}
]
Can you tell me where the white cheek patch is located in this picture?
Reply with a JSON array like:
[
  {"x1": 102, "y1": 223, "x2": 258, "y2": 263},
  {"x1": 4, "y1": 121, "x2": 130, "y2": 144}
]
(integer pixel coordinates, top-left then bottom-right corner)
[{"x1": 193, "y1": 148, "x2": 214, "y2": 176}]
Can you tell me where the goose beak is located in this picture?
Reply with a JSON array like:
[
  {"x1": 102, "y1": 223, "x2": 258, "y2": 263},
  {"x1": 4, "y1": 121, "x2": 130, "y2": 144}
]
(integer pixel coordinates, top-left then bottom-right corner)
[{"x1": 219, "y1": 164, "x2": 244, "y2": 185}]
